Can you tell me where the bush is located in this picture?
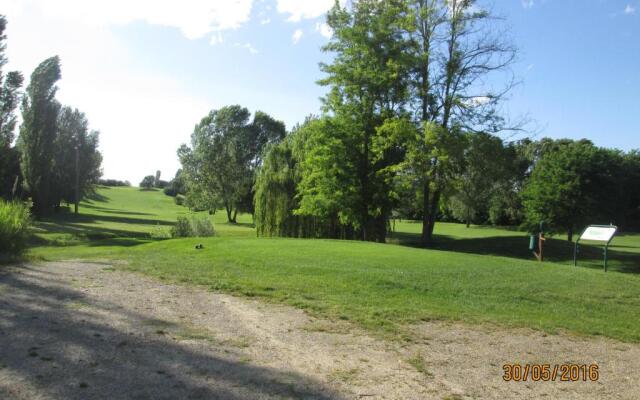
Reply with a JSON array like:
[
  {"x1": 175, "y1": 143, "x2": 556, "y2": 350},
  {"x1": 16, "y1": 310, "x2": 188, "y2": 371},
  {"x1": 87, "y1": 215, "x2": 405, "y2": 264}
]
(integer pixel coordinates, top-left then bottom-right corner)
[
  {"x1": 171, "y1": 216, "x2": 192, "y2": 238},
  {"x1": 171, "y1": 215, "x2": 215, "y2": 238},
  {"x1": 98, "y1": 179, "x2": 130, "y2": 187},
  {"x1": 139, "y1": 175, "x2": 155, "y2": 189},
  {"x1": 0, "y1": 200, "x2": 32, "y2": 255},
  {"x1": 191, "y1": 216, "x2": 215, "y2": 237},
  {"x1": 174, "y1": 194, "x2": 185, "y2": 205}
]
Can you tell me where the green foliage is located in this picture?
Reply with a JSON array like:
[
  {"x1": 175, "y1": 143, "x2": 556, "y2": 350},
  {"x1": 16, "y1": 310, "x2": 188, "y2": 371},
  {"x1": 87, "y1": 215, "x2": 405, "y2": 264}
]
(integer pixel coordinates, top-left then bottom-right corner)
[
  {"x1": 0, "y1": 199, "x2": 31, "y2": 254},
  {"x1": 171, "y1": 215, "x2": 215, "y2": 238},
  {"x1": 312, "y1": 0, "x2": 411, "y2": 241},
  {"x1": 98, "y1": 179, "x2": 130, "y2": 187},
  {"x1": 18, "y1": 56, "x2": 62, "y2": 215},
  {"x1": 522, "y1": 140, "x2": 625, "y2": 240},
  {"x1": 171, "y1": 216, "x2": 192, "y2": 238},
  {"x1": 174, "y1": 194, "x2": 185, "y2": 206},
  {"x1": 52, "y1": 106, "x2": 102, "y2": 206},
  {"x1": 163, "y1": 169, "x2": 185, "y2": 197},
  {"x1": 448, "y1": 132, "x2": 511, "y2": 226},
  {"x1": 179, "y1": 106, "x2": 285, "y2": 222},
  {"x1": 0, "y1": 15, "x2": 24, "y2": 148},
  {"x1": 139, "y1": 175, "x2": 155, "y2": 189}
]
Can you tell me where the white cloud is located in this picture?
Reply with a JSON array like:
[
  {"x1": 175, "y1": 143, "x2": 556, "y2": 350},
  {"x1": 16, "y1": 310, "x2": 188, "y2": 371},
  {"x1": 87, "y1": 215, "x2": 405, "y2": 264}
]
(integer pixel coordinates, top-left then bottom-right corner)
[
  {"x1": 260, "y1": 17, "x2": 271, "y2": 24},
  {"x1": 624, "y1": 4, "x2": 636, "y2": 14},
  {"x1": 277, "y1": 0, "x2": 337, "y2": 22},
  {"x1": 315, "y1": 22, "x2": 333, "y2": 39},
  {"x1": 12, "y1": 0, "x2": 254, "y2": 40},
  {"x1": 210, "y1": 32, "x2": 224, "y2": 45},
  {"x1": 292, "y1": 29, "x2": 303, "y2": 44},
  {"x1": 464, "y1": 96, "x2": 492, "y2": 107},
  {"x1": 521, "y1": 0, "x2": 534, "y2": 9},
  {"x1": 235, "y1": 42, "x2": 259, "y2": 54}
]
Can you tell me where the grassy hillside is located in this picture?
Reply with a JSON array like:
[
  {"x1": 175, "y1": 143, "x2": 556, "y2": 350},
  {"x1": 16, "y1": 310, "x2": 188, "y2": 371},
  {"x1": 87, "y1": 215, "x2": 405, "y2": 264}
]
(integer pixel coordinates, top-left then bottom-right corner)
[{"x1": 27, "y1": 186, "x2": 640, "y2": 342}]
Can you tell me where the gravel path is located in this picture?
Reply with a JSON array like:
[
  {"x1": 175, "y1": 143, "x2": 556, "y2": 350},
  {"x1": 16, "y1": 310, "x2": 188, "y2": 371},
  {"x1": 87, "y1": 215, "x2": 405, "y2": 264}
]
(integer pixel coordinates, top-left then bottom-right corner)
[{"x1": 0, "y1": 262, "x2": 638, "y2": 399}]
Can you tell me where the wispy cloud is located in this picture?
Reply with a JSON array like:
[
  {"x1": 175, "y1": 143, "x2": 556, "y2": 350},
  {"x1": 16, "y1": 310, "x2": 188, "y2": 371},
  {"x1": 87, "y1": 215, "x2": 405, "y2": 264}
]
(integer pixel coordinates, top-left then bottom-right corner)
[
  {"x1": 624, "y1": 4, "x2": 636, "y2": 14},
  {"x1": 292, "y1": 28, "x2": 303, "y2": 44},
  {"x1": 209, "y1": 32, "x2": 223, "y2": 46},
  {"x1": 521, "y1": 0, "x2": 535, "y2": 9},
  {"x1": 9, "y1": 0, "x2": 254, "y2": 40},
  {"x1": 235, "y1": 42, "x2": 258, "y2": 54},
  {"x1": 315, "y1": 22, "x2": 332, "y2": 39},
  {"x1": 276, "y1": 0, "x2": 345, "y2": 22}
]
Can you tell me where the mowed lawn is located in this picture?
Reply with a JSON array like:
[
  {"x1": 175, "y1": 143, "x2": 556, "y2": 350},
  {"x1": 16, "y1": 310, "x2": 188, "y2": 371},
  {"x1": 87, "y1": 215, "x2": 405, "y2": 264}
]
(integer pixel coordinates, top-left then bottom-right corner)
[{"x1": 28, "y1": 186, "x2": 640, "y2": 342}]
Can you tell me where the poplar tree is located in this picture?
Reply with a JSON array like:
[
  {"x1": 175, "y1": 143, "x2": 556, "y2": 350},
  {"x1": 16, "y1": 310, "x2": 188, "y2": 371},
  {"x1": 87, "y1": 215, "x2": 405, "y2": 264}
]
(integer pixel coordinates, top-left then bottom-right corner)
[{"x1": 18, "y1": 56, "x2": 61, "y2": 215}]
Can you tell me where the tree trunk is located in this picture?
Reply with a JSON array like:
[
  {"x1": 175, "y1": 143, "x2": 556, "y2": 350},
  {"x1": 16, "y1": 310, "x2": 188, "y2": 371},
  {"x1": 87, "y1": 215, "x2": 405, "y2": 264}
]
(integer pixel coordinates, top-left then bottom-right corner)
[
  {"x1": 231, "y1": 208, "x2": 238, "y2": 224},
  {"x1": 426, "y1": 188, "x2": 441, "y2": 241},
  {"x1": 225, "y1": 202, "x2": 233, "y2": 223},
  {"x1": 421, "y1": 181, "x2": 431, "y2": 246},
  {"x1": 567, "y1": 226, "x2": 573, "y2": 242}
]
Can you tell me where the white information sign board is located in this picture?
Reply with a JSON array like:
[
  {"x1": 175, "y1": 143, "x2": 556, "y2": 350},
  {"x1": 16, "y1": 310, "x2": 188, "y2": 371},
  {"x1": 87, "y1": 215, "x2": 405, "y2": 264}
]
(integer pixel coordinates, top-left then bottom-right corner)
[{"x1": 579, "y1": 226, "x2": 616, "y2": 242}]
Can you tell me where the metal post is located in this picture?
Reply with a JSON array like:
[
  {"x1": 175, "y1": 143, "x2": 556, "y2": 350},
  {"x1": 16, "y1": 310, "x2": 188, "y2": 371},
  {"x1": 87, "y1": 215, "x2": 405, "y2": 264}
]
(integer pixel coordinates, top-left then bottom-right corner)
[
  {"x1": 574, "y1": 241, "x2": 578, "y2": 266},
  {"x1": 604, "y1": 245, "x2": 608, "y2": 272},
  {"x1": 74, "y1": 144, "x2": 79, "y2": 214}
]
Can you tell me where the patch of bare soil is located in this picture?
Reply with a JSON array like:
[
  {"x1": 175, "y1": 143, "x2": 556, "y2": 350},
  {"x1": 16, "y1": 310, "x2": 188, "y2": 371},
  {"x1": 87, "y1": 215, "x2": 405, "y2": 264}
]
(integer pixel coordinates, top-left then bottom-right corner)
[{"x1": 0, "y1": 262, "x2": 638, "y2": 399}]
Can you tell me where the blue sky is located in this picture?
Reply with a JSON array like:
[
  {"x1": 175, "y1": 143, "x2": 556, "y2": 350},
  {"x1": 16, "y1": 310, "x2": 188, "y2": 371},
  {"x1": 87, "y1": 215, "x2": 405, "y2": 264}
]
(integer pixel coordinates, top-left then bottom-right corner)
[{"x1": 2, "y1": 0, "x2": 639, "y2": 184}]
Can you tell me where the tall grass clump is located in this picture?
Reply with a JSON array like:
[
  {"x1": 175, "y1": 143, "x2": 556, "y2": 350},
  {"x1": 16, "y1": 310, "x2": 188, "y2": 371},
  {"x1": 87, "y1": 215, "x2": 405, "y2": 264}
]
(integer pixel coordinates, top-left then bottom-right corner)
[
  {"x1": 171, "y1": 215, "x2": 215, "y2": 238},
  {"x1": 0, "y1": 200, "x2": 32, "y2": 255}
]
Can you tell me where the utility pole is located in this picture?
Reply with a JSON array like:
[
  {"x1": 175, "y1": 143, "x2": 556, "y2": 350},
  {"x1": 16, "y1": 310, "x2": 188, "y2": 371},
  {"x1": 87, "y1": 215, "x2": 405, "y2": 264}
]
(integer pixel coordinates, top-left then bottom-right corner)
[{"x1": 74, "y1": 144, "x2": 79, "y2": 214}]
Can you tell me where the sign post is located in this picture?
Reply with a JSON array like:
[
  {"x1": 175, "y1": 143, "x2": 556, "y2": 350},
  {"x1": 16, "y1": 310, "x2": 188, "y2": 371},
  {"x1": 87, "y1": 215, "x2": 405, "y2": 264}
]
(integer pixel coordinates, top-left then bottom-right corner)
[{"x1": 573, "y1": 225, "x2": 617, "y2": 272}]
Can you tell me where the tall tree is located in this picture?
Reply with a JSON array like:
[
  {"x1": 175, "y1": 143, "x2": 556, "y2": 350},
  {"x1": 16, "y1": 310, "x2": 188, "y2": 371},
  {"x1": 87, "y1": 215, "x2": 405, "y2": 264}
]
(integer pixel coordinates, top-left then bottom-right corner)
[
  {"x1": 308, "y1": 0, "x2": 410, "y2": 242},
  {"x1": 0, "y1": 15, "x2": 24, "y2": 199},
  {"x1": 52, "y1": 106, "x2": 102, "y2": 210},
  {"x1": 18, "y1": 56, "x2": 61, "y2": 215},
  {"x1": 522, "y1": 140, "x2": 621, "y2": 241},
  {"x1": 448, "y1": 132, "x2": 508, "y2": 227},
  {"x1": 404, "y1": 0, "x2": 517, "y2": 244},
  {"x1": 179, "y1": 106, "x2": 285, "y2": 222}
]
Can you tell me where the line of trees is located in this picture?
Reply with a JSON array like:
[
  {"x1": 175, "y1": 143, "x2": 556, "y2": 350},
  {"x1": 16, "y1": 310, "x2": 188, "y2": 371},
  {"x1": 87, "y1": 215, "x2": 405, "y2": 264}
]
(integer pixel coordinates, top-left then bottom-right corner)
[
  {"x1": 0, "y1": 15, "x2": 102, "y2": 216},
  {"x1": 176, "y1": 1, "x2": 639, "y2": 243}
]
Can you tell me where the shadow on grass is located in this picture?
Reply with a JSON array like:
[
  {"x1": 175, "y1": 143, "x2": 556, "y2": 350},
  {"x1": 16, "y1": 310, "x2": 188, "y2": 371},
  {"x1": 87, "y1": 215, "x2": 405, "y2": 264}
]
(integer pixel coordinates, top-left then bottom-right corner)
[
  {"x1": 82, "y1": 203, "x2": 154, "y2": 217},
  {"x1": 392, "y1": 230, "x2": 640, "y2": 274},
  {"x1": 0, "y1": 265, "x2": 343, "y2": 400},
  {"x1": 29, "y1": 211, "x2": 175, "y2": 249}
]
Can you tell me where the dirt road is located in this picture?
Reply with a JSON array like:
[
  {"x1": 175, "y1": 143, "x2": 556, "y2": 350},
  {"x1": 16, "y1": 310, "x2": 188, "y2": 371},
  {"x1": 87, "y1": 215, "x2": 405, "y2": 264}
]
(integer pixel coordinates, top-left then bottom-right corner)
[{"x1": 0, "y1": 262, "x2": 638, "y2": 399}]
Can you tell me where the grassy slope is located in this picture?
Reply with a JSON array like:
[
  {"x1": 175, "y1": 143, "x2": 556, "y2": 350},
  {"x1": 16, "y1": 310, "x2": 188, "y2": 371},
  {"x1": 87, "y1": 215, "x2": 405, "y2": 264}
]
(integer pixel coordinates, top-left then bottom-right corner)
[{"x1": 28, "y1": 186, "x2": 640, "y2": 342}]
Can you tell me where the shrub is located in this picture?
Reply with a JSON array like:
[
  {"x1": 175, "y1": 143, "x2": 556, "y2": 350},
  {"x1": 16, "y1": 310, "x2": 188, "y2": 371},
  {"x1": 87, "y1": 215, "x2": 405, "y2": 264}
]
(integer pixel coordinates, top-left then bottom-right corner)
[
  {"x1": 0, "y1": 200, "x2": 32, "y2": 255},
  {"x1": 139, "y1": 175, "x2": 155, "y2": 189},
  {"x1": 171, "y1": 216, "x2": 193, "y2": 238},
  {"x1": 170, "y1": 215, "x2": 215, "y2": 238},
  {"x1": 191, "y1": 216, "x2": 215, "y2": 237},
  {"x1": 174, "y1": 194, "x2": 185, "y2": 205}
]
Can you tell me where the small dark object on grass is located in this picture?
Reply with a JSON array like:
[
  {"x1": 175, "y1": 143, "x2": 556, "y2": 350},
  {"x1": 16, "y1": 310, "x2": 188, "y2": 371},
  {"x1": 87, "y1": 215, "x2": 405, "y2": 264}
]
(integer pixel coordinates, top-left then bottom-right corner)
[{"x1": 195, "y1": 244, "x2": 204, "y2": 249}]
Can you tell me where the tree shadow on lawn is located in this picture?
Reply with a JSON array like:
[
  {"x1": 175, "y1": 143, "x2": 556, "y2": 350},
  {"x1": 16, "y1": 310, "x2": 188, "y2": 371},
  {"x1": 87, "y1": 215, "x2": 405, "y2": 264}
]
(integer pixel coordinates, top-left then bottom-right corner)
[
  {"x1": 392, "y1": 231, "x2": 640, "y2": 274},
  {"x1": 30, "y1": 213, "x2": 174, "y2": 249},
  {"x1": 81, "y1": 203, "x2": 154, "y2": 217},
  {"x1": 0, "y1": 266, "x2": 342, "y2": 400}
]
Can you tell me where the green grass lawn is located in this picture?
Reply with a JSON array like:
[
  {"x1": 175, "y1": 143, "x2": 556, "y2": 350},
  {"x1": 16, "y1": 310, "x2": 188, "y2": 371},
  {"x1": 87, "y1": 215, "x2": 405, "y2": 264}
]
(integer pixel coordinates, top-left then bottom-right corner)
[{"x1": 25, "y1": 186, "x2": 640, "y2": 342}]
